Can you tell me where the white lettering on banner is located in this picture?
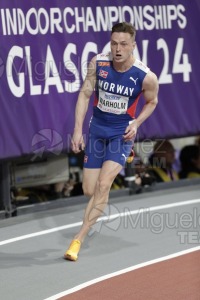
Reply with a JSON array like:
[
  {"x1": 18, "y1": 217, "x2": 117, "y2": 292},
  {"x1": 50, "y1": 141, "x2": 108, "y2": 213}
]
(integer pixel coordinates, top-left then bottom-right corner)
[
  {"x1": 25, "y1": 46, "x2": 42, "y2": 95},
  {"x1": 97, "y1": 90, "x2": 128, "y2": 114},
  {"x1": 63, "y1": 43, "x2": 80, "y2": 93},
  {"x1": 6, "y1": 44, "x2": 86, "y2": 97},
  {"x1": 0, "y1": 5, "x2": 187, "y2": 36},
  {"x1": 5, "y1": 35, "x2": 192, "y2": 98},
  {"x1": 157, "y1": 38, "x2": 192, "y2": 84},
  {"x1": 43, "y1": 45, "x2": 64, "y2": 94},
  {"x1": 6, "y1": 46, "x2": 25, "y2": 97},
  {"x1": 81, "y1": 42, "x2": 98, "y2": 81},
  {"x1": 2, "y1": 4, "x2": 193, "y2": 97},
  {"x1": 50, "y1": 8, "x2": 63, "y2": 34}
]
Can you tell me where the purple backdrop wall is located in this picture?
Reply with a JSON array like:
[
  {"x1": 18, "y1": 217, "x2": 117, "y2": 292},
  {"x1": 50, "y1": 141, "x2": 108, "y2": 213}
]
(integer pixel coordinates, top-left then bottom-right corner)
[{"x1": 0, "y1": 0, "x2": 200, "y2": 160}]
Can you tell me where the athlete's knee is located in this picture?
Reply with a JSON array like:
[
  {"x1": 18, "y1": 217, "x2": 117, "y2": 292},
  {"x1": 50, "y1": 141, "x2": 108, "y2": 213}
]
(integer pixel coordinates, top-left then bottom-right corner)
[
  {"x1": 83, "y1": 178, "x2": 112, "y2": 197},
  {"x1": 96, "y1": 178, "x2": 111, "y2": 196},
  {"x1": 82, "y1": 183, "x2": 94, "y2": 198}
]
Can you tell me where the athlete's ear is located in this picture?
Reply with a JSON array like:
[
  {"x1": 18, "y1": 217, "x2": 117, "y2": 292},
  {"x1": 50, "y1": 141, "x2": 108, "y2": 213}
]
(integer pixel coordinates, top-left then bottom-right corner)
[{"x1": 133, "y1": 41, "x2": 137, "y2": 49}]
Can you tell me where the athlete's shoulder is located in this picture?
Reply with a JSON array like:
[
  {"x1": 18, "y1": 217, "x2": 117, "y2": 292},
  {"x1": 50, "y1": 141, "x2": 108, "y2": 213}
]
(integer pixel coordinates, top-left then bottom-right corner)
[
  {"x1": 134, "y1": 59, "x2": 150, "y2": 74},
  {"x1": 96, "y1": 52, "x2": 112, "y2": 61},
  {"x1": 143, "y1": 70, "x2": 159, "y2": 93}
]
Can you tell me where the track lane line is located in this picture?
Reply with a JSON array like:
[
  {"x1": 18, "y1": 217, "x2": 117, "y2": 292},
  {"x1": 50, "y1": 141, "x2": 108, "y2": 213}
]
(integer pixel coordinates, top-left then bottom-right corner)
[
  {"x1": 44, "y1": 245, "x2": 200, "y2": 300},
  {"x1": 0, "y1": 198, "x2": 200, "y2": 246}
]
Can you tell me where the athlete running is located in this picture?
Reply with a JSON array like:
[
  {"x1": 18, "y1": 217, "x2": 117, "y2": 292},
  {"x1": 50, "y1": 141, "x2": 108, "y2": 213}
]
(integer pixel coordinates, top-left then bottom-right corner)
[{"x1": 64, "y1": 22, "x2": 159, "y2": 261}]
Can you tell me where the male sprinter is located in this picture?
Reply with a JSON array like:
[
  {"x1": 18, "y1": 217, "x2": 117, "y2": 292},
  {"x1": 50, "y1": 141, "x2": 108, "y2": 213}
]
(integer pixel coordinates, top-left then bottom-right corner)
[{"x1": 64, "y1": 22, "x2": 159, "y2": 261}]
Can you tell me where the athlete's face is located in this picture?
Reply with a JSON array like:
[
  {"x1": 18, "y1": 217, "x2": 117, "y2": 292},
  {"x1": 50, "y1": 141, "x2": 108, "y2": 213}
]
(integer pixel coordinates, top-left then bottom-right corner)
[{"x1": 110, "y1": 32, "x2": 136, "y2": 63}]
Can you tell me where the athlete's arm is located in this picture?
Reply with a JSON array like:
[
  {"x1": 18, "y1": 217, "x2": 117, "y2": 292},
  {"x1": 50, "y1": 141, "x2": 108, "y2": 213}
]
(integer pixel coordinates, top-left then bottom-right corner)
[
  {"x1": 136, "y1": 71, "x2": 159, "y2": 127},
  {"x1": 124, "y1": 71, "x2": 159, "y2": 140},
  {"x1": 71, "y1": 56, "x2": 97, "y2": 153}
]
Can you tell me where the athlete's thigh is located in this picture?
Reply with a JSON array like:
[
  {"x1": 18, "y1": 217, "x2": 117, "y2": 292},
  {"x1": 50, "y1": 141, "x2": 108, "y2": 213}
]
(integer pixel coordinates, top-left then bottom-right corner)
[
  {"x1": 98, "y1": 160, "x2": 123, "y2": 185},
  {"x1": 82, "y1": 168, "x2": 101, "y2": 196}
]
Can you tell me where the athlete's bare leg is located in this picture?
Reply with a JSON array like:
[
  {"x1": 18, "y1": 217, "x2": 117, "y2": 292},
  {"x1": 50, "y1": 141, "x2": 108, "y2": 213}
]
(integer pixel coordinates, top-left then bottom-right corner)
[
  {"x1": 82, "y1": 167, "x2": 101, "y2": 197},
  {"x1": 64, "y1": 160, "x2": 123, "y2": 260},
  {"x1": 74, "y1": 160, "x2": 122, "y2": 242}
]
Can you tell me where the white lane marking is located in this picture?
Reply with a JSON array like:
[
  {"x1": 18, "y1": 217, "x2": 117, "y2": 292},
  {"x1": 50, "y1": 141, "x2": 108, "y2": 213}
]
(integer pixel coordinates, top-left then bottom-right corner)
[
  {"x1": 0, "y1": 222, "x2": 82, "y2": 246},
  {"x1": 0, "y1": 198, "x2": 200, "y2": 246},
  {"x1": 44, "y1": 246, "x2": 200, "y2": 300}
]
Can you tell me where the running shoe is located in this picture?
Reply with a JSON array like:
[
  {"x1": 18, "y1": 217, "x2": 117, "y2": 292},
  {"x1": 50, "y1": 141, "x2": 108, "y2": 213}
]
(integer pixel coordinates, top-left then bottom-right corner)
[{"x1": 64, "y1": 239, "x2": 81, "y2": 261}]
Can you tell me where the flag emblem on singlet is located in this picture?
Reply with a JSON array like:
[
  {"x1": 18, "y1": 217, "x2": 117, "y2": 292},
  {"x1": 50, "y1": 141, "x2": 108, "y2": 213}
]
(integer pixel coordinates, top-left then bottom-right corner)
[{"x1": 99, "y1": 69, "x2": 108, "y2": 78}]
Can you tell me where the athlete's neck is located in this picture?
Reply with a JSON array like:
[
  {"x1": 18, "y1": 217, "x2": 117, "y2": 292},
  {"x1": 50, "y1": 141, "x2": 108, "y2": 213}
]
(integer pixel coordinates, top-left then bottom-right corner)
[{"x1": 113, "y1": 56, "x2": 135, "y2": 73}]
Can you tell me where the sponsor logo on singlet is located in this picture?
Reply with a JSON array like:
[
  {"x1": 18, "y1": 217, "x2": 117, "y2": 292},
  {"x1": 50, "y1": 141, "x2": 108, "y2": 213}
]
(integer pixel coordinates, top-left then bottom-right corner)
[
  {"x1": 129, "y1": 77, "x2": 138, "y2": 85},
  {"x1": 98, "y1": 62, "x2": 110, "y2": 66}
]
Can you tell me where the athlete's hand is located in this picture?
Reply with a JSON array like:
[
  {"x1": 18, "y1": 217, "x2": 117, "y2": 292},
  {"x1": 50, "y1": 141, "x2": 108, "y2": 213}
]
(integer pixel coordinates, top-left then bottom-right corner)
[
  {"x1": 71, "y1": 131, "x2": 85, "y2": 153},
  {"x1": 123, "y1": 121, "x2": 138, "y2": 141}
]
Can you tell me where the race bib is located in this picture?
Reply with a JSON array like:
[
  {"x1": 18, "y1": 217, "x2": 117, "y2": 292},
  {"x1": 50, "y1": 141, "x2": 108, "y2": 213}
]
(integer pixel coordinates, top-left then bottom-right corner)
[{"x1": 97, "y1": 90, "x2": 128, "y2": 114}]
